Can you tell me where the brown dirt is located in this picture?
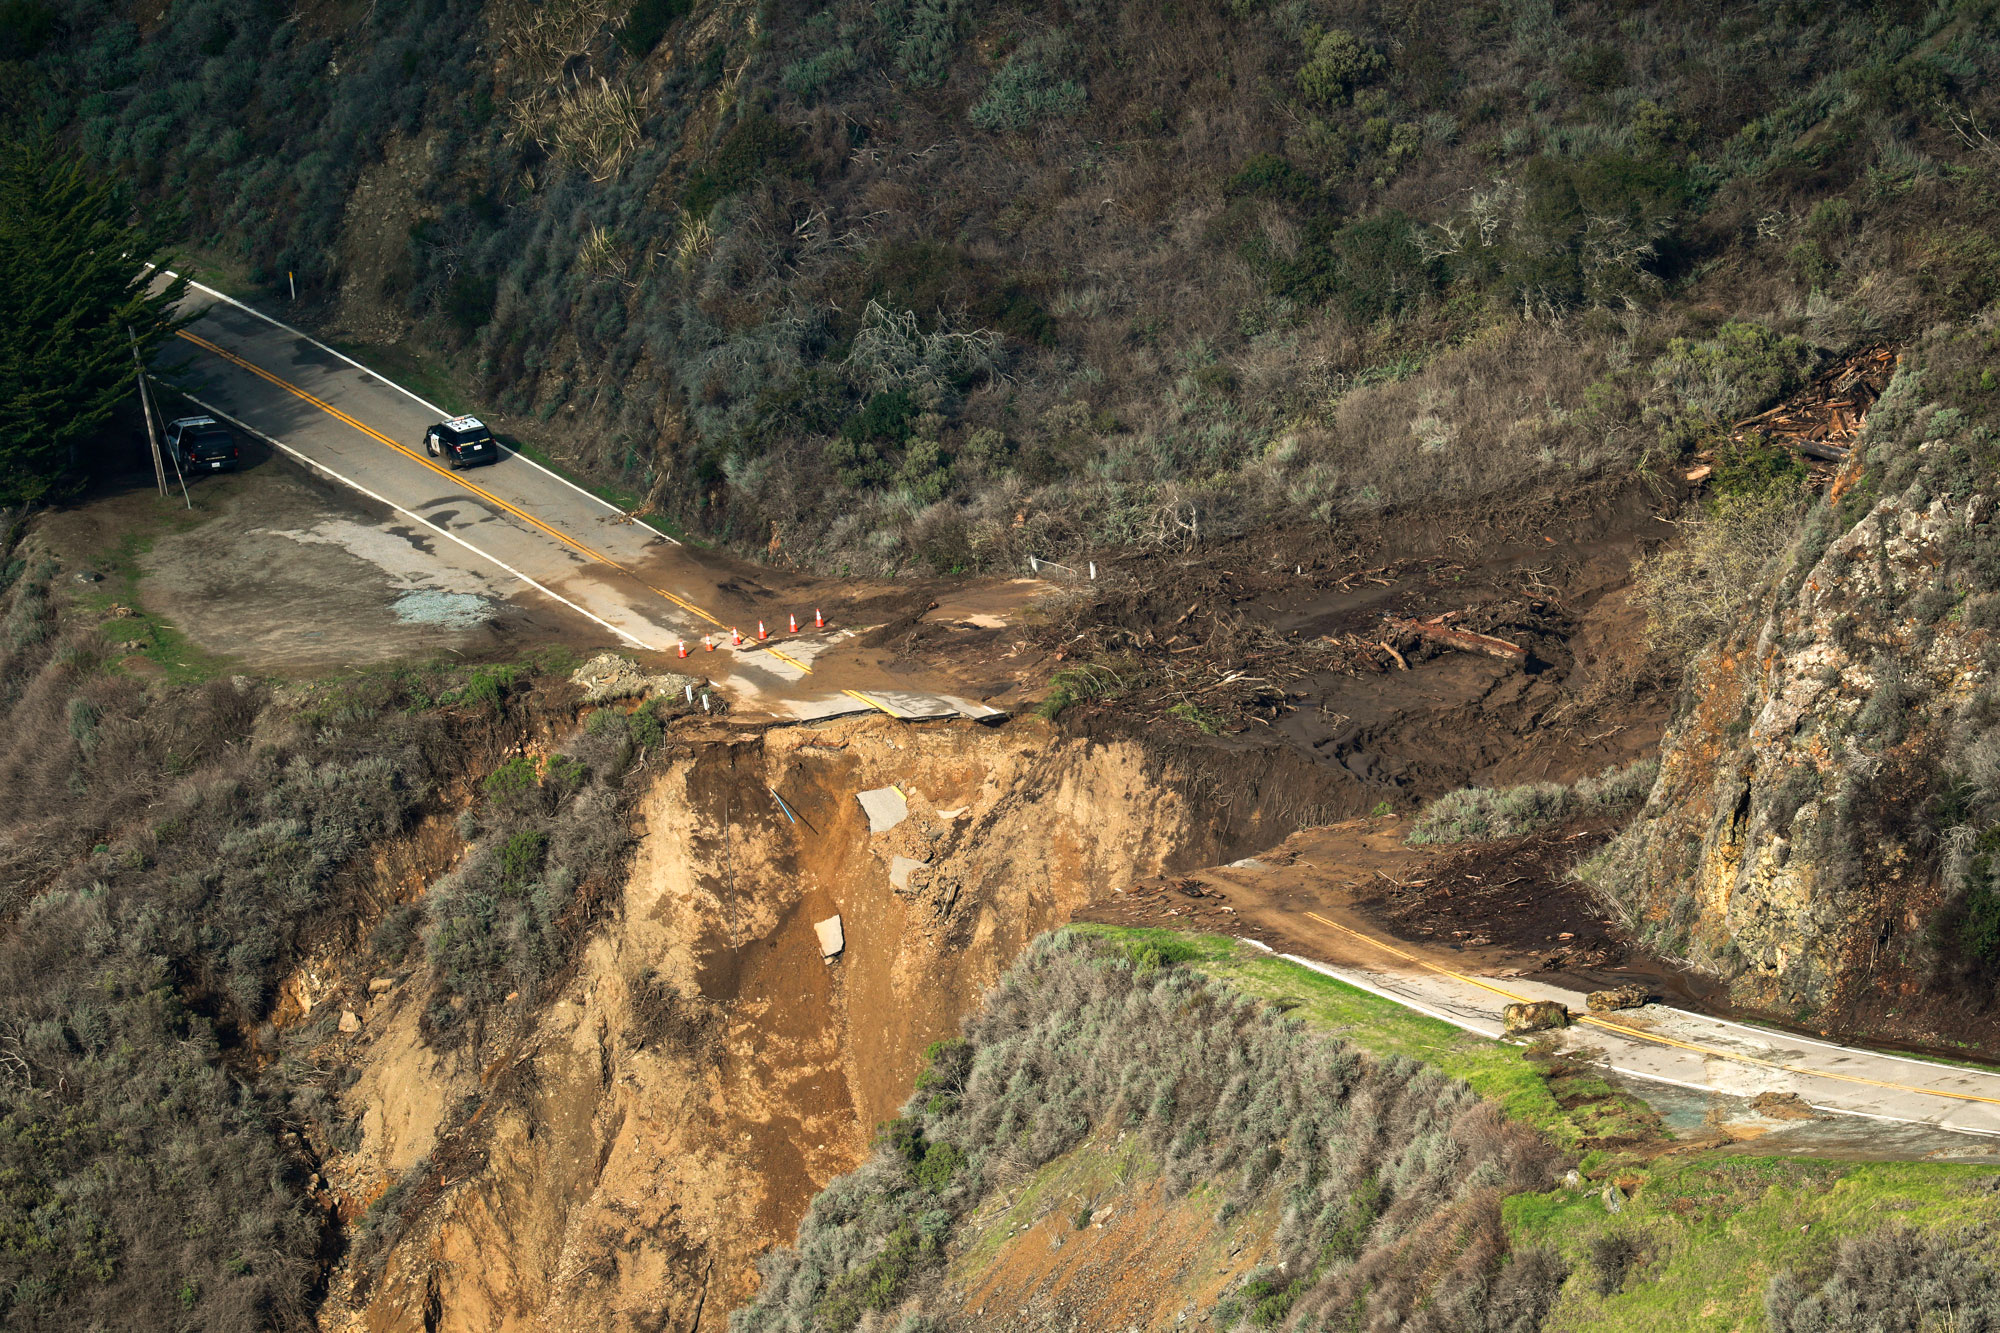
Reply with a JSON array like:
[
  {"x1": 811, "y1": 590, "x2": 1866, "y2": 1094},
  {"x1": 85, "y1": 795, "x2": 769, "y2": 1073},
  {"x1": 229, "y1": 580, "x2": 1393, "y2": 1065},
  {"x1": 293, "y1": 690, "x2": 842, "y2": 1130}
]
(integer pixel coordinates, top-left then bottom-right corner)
[
  {"x1": 1079, "y1": 813, "x2": 1686, "y2": 996},
  {"x1": 34, "y1": 448, "x2": 579, "y2": 675},
  {"x1": 952, "y1": 1142, "x2": 1282, "y2": 1333},
  {"x1": 870, "y1": 472, "x2": 1676, "y2": 804},
  {"x1": 315, "y1": 713, "x2": 1362, "y2": 1332},
  {"x1": 1353, "y1": 822, "x2": 1628, "y2": 971}
]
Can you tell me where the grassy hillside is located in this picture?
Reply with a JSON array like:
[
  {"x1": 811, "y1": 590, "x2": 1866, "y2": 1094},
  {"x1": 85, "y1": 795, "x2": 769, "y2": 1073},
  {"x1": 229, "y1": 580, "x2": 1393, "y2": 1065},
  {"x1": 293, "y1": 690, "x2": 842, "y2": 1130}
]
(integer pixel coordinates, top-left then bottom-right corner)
[{"x1": 9, "y1": 0, "x2": 2000, "y2": 571}]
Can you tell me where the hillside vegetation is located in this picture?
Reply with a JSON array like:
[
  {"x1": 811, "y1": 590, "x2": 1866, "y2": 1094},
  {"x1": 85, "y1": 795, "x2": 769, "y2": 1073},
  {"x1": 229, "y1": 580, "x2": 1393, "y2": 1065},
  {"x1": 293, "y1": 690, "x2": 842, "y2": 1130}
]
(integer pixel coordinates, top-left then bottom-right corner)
[
  {"x1": 0, "y1": 527, "x2": 657, "y2": 1331},
  {"x1": 733, "y1": 929, "x2": 1569, "y2": 1332},
  {"x1": 736, "y1": 928, "x2": 2000, "y2": 1332},
  {"x1": 8, "y1": 0, "x2": 2000, "y2": 571}
]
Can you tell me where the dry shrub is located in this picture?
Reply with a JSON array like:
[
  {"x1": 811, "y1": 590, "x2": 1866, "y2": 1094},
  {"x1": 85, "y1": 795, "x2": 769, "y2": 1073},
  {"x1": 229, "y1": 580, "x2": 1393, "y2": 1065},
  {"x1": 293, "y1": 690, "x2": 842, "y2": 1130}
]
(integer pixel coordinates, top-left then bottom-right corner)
[
  {"x1": 1408, "y1": 759, "x2": 1658, "y2": 846},
  {"x1": 1630, "y1": 491, "x2": 1809, "y2": 660},
  {"x1": 733, "y1": 931, "x2": 1565, "y2": 1332},
  {"x1": 1271, "y1": 319, "x2": 1645, "y2": 519},
  {"x1": 1766, "y1": 1225, "x2": 2000, "y2": 1332}
]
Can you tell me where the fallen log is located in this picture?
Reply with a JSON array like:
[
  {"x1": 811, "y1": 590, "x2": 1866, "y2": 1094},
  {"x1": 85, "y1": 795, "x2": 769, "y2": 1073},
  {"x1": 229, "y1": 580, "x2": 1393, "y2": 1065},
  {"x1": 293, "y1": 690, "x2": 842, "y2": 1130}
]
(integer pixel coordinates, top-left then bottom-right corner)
[
  {"x1": 1384, "y1": 617, "x2": 1527, "y2": 663},
  {"x1": 1795, "y1": 440, "x2": 1850, "y2": 463}
]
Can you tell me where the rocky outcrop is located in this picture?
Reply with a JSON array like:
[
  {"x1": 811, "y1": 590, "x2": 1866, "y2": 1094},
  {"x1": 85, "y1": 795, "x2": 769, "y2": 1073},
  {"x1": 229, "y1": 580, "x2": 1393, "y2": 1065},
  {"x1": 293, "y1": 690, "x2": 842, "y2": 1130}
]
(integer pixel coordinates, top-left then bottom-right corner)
[{"x1": 1601, "y1": 326, "x2": 2000, "y2": 1037}]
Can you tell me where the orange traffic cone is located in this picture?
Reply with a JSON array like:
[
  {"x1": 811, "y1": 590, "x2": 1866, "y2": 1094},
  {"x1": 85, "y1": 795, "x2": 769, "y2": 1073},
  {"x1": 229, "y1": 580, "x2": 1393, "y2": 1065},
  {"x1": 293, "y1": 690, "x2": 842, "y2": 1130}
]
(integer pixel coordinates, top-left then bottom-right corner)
[
  {"x1": 758, "y1": 621, "x2": 768, "y2": 640},
  {"x1": 731, "y1": 627, "x2": 742, "y2": 646},
  {"x1": 677, "y1": 640, "x2": 687, "y2": 658},
  {"x1": 789, "y1": 613, "x2": 798, "y2": 633},
  {"x1": 815, "y1": 608, "x2": 824, "y2": 628},
  {"x1": 703, "y1": 635, "x2": 713, "y2": 651}
]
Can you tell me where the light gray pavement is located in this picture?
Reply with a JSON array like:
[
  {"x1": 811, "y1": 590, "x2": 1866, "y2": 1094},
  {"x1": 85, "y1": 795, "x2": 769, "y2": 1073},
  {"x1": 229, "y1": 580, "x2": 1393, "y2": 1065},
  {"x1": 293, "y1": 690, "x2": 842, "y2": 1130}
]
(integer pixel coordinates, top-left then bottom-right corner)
[
  {"x1": 158, "y1": 280, "x2": 1005, "y2": 721},
  {"x1": 1251, "y1": 937, "x2": 2000, "y2": 1143}
]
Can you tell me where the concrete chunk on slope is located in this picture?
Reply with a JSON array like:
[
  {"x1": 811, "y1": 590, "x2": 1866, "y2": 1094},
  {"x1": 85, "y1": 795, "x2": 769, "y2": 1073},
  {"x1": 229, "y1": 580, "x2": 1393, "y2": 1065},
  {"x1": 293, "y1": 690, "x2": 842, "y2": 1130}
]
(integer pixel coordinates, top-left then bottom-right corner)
[
  {"x1": 815, "y1": 915, "x2": 845, "y2": 962},
  {"x1": 857, "y1": 786, "x2": 909, "y2": 832},
  {"x1": 889, "y1": 855, "x2": 928, "y2": 890}
]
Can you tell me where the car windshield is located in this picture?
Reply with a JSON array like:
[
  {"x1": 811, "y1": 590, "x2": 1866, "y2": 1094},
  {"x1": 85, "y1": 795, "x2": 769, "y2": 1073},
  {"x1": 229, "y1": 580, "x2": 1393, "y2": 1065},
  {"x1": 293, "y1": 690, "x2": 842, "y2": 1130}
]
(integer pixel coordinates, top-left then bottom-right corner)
[{"x1": 188, "y1": 431, "x2": 233, "y2": 456}]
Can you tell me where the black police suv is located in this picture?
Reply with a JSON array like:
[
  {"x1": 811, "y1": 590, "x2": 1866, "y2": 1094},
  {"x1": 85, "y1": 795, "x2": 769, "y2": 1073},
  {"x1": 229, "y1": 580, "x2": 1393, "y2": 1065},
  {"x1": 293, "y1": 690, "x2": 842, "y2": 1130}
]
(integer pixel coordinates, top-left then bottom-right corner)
[{"x1": 423, "y1": 416, "x2": 502, "y2": 470}]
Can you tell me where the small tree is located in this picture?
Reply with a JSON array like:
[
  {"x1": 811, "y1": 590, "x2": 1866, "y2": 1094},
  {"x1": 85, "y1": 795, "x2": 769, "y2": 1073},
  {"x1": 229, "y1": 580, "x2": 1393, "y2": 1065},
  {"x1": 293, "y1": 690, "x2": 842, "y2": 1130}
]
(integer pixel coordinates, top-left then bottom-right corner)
[{"x1": 0, "y1": 134, "x2": 187, "y2": 506}]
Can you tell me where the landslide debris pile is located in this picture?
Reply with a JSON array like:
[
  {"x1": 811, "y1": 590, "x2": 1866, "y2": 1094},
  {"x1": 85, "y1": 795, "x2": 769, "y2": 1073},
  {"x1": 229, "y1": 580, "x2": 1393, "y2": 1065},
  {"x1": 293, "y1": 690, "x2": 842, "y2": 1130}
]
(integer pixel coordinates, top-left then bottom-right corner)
[{"x1": 732, "y1": 930, "x2": 1567, "y2": 1333}]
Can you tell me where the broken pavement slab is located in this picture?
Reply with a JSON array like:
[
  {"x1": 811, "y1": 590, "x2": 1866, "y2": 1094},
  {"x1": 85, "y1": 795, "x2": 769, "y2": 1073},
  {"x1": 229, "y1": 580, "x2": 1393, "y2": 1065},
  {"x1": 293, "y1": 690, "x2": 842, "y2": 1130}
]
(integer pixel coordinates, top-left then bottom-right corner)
[
  {"x1": 889, "y1": 855, "x2": 928, "y2": 890},
  {"x1": 814, "y1": 914, "x2": 845, "y2": 961},
  {"x1": 857, "y1": 786, "x2": 910, "y2": 833}
]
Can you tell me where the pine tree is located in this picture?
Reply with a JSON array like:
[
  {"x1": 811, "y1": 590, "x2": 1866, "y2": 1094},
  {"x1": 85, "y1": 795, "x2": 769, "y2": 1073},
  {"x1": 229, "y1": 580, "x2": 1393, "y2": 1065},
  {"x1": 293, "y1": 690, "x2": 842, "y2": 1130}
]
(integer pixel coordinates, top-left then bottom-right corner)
[{"x1": 0, "y1": 134, "x2": 187, "y2": 507}]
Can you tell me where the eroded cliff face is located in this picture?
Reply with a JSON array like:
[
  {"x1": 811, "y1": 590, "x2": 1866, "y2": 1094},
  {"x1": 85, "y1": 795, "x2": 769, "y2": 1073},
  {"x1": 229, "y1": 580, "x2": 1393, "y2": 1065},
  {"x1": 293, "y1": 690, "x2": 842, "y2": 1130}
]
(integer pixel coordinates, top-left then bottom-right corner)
[
  {"x1": 310, "y1": 713, "x2": 1347, "y2": 1331},
  {"x1": 1605, "y1": 324, "x2": 2000, "y2": 1038}
]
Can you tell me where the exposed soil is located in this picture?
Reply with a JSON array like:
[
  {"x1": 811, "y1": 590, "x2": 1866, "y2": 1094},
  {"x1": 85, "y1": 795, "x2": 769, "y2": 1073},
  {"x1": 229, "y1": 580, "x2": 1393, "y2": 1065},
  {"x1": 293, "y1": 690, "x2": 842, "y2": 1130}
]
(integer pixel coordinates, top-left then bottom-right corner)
[
  {"x1": 870, "y1": 472, "x2": 1677, "y2": 806},
  {"x1": 1080, "y1": 813, "x2": 1656, "y2": 987},
  {"x1": 1355, "y1": 822, "x2": 1628, "y2": 971},
  {"x1": 315, "y1": 713, "x2": 1365, "y2": 1332}
]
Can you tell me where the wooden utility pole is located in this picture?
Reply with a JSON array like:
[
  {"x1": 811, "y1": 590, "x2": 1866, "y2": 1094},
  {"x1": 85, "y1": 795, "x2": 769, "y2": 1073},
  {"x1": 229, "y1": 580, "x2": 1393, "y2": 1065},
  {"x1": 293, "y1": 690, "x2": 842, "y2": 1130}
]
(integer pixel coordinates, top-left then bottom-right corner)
[{"x1": 127, "y1": 326, "x2": 166, "y2": 496}]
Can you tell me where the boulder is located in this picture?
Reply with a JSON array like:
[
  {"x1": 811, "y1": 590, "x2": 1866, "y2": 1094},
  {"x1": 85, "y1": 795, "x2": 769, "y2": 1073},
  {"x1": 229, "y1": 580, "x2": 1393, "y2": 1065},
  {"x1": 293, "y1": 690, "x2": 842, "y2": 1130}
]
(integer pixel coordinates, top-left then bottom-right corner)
[
  {"x1": 1502, "y1": 1000, "x2": 1571, "y2": 1034},
  {"x1": 1586, "y1": 984, "x2": 1649, "y2": 1013},
  {"x1": 569, "y1": 653, "x2": 705, "y2": 705},
  {"x1": 338, "y1": 1009, "x2": 361, "y2": 1033},
  {"x1": 1751, "y1": 1090, "x2": 1819, "y2": 1120},
  {"x1": 368, "y1": 977, "x2": 395, "y2": 995}
]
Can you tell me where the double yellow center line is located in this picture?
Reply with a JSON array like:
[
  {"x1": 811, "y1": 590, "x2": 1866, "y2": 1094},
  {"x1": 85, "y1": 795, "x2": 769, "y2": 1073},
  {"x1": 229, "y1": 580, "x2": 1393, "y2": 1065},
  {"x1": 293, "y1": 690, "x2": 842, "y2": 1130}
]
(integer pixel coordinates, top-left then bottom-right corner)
[
  {"x1": 1301, "y1": 910, "x2": 2000, "y2": 1109},
  {"x1": 178, "y1": 328, "x2": 817, "y2": 675}
]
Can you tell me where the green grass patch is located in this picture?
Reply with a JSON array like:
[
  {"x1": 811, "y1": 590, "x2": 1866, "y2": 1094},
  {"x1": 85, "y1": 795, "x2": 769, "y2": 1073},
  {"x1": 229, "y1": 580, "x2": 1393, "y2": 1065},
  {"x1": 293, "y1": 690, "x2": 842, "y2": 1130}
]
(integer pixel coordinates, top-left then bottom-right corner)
[
  {"x1": 1035, "y1": 663, "x2": 1125, "y2": 719},
  {"x1": 1505, "y1": 1157, "x2": 2000, "y2": 1330},
  {"x1": 1070, "y1": 926, "x2": 1589, "y2": 1147},
  {"x1": 72, "y1": 511, "x2": 235, "y2": 685}
]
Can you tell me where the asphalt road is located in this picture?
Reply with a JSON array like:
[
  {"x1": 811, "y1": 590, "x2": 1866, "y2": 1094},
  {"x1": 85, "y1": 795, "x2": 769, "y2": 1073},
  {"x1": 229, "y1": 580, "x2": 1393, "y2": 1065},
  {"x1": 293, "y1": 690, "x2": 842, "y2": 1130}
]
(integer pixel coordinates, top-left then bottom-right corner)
[
  {"x1": 161, "y1": 281, "x2": 1001, "y2": 721},
  {"x1": 1274, "y1": 911, "x2": 2000, "y2": 1151}
]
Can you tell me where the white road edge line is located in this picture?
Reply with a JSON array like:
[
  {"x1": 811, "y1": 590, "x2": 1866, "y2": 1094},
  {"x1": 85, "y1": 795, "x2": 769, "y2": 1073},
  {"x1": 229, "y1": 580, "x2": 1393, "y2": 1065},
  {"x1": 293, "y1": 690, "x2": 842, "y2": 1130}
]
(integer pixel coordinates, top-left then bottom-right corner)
[
  {"x1": 1668, "y1": 1007, "x2": 2000, "y2": 1084},
  {"x1": 160, "y1": 270, "x2": 678, "y2": 545},
  {"x1": 1240, "y1": 939, "x2": 2000, "y2": 1143},
  {"x1": 177, "y1": 391, "x2": 657, "y2": 652}
]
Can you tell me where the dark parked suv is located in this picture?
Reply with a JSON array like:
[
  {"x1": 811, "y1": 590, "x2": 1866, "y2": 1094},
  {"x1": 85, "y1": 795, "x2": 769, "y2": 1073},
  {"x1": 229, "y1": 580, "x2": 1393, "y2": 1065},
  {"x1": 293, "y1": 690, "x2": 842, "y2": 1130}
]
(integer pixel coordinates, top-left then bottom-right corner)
[
  {"x1": 423, "y1": 416, "x2": 501, "y2": 470},
  {"x1": 164, "y1": 416, "x2": 241, "y2": 473}
]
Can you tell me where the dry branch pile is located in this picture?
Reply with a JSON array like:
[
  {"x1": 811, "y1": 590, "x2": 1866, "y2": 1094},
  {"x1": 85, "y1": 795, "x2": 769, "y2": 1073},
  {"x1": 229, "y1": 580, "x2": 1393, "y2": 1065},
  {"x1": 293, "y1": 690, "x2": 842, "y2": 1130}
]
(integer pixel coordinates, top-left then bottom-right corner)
[{"x1": 1722, "y1": 345, "x2": 1898, "y2": 468}]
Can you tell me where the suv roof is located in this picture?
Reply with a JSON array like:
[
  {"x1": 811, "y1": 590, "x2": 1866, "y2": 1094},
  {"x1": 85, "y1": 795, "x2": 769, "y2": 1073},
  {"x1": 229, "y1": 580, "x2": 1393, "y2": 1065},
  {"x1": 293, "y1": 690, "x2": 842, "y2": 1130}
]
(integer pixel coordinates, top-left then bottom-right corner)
[{"x1": 169, "y1": 415, "x2": 217, "y2": 432}]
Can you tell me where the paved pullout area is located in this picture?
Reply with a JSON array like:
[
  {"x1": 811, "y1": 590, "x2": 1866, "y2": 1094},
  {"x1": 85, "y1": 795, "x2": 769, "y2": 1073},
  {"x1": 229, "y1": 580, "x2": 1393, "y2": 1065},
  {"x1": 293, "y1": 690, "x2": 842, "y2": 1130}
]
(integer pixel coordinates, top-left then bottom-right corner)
[{"x1": 159, "y1": 279, "x2": 1013, "y2": 719}]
